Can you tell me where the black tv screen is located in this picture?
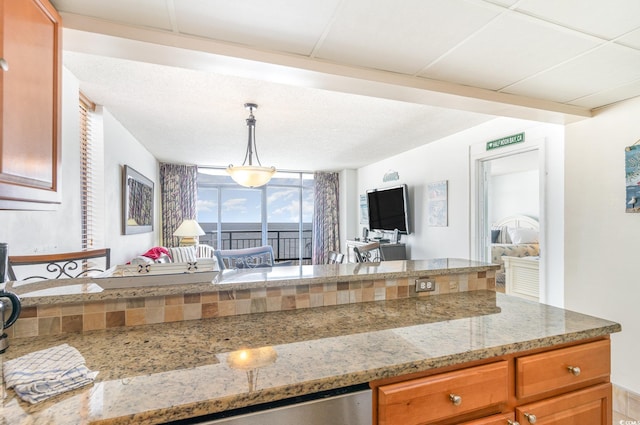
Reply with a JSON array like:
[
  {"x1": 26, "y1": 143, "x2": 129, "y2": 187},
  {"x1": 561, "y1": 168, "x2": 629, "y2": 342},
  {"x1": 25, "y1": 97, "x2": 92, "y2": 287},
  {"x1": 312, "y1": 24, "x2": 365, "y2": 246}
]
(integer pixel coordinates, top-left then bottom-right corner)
[{"x1": 367, "y1": 184, "x2": 410, "y2": 234}]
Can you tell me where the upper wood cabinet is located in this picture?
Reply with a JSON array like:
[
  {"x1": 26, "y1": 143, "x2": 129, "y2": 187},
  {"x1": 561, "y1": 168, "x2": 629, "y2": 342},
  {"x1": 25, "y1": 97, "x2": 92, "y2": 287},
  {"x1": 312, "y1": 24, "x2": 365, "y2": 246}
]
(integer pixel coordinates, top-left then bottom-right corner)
[{"x1": 0, "y1": 0, "x2": 62, "y2": 209}]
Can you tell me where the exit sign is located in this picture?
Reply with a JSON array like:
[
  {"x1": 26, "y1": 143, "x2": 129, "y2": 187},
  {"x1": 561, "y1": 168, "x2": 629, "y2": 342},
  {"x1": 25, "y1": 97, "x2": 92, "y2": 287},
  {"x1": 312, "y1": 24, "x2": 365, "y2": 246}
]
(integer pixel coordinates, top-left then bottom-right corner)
[{"x1": 486, "y1": 132, "x2": 525, "y2": 150}]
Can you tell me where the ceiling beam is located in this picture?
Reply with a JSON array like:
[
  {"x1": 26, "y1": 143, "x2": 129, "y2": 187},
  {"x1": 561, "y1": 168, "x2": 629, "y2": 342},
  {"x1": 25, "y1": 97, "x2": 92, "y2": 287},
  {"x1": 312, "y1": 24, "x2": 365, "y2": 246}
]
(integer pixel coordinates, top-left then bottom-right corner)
[{"x1": 61, "y1": 12, "x2": 592, "y2": 125}]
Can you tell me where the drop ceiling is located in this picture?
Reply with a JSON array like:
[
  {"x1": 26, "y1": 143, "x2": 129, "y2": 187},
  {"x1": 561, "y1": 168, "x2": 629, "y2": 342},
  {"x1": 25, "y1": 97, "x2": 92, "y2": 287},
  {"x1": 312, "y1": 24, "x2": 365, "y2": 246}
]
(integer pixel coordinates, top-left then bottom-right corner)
[{"x1": 52, "y1": 0, "x2": 640, "y2": 171}]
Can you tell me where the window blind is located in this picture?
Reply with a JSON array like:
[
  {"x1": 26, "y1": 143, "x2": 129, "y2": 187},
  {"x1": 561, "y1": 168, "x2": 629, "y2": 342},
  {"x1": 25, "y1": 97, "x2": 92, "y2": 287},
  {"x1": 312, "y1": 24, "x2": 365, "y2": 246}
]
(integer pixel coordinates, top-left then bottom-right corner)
[{"x1": 80, "y1": 94, "x2": 96, "y2": 251}]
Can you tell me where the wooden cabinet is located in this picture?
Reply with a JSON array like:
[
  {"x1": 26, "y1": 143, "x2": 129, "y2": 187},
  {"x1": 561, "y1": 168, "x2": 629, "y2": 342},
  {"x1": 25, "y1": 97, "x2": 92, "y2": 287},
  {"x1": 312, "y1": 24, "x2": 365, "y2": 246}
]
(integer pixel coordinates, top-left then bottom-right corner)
[
  {"x1": 373, "y1": 339, "x2": 611, "y2": 425},
  {"x1": 378, "y1": 362, "x2": 508, "y2": 425},
  {"x1": 516, "y1": 383, "x2": 611, "y2": 425},
  {"x1": 0, "y1": 0, "x2": 62, "y2": 209},
  {"x1": 516, "y1": 339, "x2": 610, "y2": 399}
]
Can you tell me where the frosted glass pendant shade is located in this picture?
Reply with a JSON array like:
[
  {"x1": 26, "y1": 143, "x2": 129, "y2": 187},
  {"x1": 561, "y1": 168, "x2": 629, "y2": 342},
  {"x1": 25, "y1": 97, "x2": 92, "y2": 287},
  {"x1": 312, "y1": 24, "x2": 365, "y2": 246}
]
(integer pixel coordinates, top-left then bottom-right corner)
[{"x1": 226, "y1": 165, "x2": 276, "y2": 188}]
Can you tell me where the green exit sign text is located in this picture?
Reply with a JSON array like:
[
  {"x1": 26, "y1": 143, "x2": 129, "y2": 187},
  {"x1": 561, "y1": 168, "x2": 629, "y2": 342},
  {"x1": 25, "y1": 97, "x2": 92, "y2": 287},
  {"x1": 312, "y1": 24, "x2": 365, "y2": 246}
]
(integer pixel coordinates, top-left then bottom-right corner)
[{"x1": 486, "y1": 132, "x2": 525, "y2": 151}]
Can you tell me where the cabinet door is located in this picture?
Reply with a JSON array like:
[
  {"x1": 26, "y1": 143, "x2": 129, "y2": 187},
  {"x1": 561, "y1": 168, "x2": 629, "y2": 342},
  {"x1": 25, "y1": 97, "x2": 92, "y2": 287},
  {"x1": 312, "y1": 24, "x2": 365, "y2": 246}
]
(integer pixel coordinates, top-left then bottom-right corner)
[
  {"x1": 516, "y1": 340, "x2": 610, "y2": 399},
  {"x1": 0, "y1": 0, "x2": 62, "y2": 209},
  {"x1": 516, "y1": 383, "x2": 611, "y2": 425},
  {"x1": 378, "y1": 361, "x2": 509, "y2": 425}
]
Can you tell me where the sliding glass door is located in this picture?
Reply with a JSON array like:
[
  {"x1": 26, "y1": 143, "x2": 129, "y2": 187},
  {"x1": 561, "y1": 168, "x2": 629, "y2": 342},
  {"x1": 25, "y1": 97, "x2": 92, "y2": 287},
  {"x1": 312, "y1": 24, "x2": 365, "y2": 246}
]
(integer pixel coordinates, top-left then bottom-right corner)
[{"x1": 196, "y1": 168, "x2": 313, "y2": 264}]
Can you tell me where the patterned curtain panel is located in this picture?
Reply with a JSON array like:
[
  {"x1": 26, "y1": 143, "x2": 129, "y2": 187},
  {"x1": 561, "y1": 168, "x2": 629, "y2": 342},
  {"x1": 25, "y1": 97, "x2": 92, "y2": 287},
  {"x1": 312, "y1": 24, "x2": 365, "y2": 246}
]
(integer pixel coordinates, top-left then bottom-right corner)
[
  {"x1": 160, "y1": 163, "x2": 198, "y2": 247},
  {"x1": 312, "y1": 172, "x2": 340, "y2": 265}
]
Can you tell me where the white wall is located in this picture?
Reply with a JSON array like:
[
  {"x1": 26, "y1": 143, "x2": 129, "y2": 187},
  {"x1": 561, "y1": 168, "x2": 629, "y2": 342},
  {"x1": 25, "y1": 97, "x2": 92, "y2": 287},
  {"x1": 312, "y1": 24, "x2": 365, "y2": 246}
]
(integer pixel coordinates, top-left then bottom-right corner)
[
  {"x1": 0, "y1": 68, "x2": 82, "y2": 255},
  {"x1": 102, "y1": 109, "x2": 159, "y2": 265},
  {"x1": 565, "y1": 96, "x2": 640, "y2": 394},
  {"x1": 489, "y1": 170, "x2": 539, "y2": 225},
  {"x1": 0, "y1": 68, "x2": 159, "y2": 267},
  {"x1": 354, "y1": 118, "x2": 564, "y2": 277}
]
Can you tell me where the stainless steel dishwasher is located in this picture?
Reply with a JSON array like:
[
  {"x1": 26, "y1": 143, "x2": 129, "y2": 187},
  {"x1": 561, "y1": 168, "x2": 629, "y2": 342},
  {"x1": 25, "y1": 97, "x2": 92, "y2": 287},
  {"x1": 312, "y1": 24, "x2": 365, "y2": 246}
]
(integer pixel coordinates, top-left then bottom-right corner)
[{"x1": 172, "y1": 386, "x2": 372, "y2": 425}]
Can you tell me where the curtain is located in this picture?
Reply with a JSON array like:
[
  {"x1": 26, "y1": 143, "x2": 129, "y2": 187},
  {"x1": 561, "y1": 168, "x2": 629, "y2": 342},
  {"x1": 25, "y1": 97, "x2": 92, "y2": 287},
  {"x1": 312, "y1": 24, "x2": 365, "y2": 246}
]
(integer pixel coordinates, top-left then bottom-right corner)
[
  {"x1": 312, "y1": 172, "x2": 340, "y2": 265},
  {"x1": 160, "y1": 163, "x2": 198, "y2": 247}
]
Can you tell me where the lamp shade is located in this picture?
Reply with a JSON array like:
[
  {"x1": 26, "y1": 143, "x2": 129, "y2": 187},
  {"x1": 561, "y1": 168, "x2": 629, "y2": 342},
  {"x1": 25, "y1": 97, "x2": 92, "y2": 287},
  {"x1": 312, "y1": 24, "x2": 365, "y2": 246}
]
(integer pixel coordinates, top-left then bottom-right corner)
[
  {"x1": 226, "y1": 165, "x2": 276, "y2": 188},
  {"x1": 226, "y1": 103, "x2": 276, "y2": 188},
  {"x1": 173, "y1": 220, "x2": 205, "y2": 237}
]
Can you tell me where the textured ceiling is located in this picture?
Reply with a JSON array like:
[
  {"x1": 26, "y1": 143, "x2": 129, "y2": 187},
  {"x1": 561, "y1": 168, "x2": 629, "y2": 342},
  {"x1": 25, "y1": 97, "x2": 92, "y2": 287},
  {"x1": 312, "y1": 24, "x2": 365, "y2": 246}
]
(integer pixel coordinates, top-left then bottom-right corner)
[{"x1": 52, "y1": 0, "x2": 640, "y2": 171}]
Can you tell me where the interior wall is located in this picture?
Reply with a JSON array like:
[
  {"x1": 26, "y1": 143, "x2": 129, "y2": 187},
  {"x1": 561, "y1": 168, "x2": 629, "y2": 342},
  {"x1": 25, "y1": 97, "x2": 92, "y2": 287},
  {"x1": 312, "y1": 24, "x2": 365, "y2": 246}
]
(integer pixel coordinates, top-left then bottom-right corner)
[
  {"x1": 489, "y1": 170, "x2": 539, "y2": 225},
  {"x1": 102, "y1": 109, "x2": 159, "y2": 266},
  {"x1": 0, "y1": 68, "x2": 82, "y2": 255},
  {"x1": 565, "y1": 95, "x2": 640, "y2": 394},
  {"x1": 354, "y1": 118, "x2": 563, "y2": 267},
  {"x1": 339, "y1": 169, "x2": 358, "y2": 256},
  {"x1": 0, "y1": 68, "x2": 159, "y2": 267}
]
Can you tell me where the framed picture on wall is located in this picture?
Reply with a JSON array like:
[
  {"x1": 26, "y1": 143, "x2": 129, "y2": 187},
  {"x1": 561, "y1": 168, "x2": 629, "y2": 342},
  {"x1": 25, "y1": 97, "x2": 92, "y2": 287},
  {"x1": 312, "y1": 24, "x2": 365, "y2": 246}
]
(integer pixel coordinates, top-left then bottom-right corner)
[
  {"x1": 123, "y1": 165, "x2": 154, "y2": 234},
  {"x1": 626, "y1": 144, "x2": 640, "y2": 213},
  {"x1": 359, "y1": 194, "x2": 368, "y2": 224},
  {"x1": 427, "y1": 180, "x2": 448, "y2": 227}
]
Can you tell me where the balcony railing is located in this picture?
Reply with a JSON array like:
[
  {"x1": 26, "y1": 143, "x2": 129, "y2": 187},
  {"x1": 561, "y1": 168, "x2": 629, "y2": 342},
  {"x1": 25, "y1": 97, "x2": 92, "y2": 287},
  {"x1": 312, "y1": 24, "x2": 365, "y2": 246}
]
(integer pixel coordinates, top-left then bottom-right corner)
[{"x1": 200, "y1": 229, "x2": 313, "y2": 264}]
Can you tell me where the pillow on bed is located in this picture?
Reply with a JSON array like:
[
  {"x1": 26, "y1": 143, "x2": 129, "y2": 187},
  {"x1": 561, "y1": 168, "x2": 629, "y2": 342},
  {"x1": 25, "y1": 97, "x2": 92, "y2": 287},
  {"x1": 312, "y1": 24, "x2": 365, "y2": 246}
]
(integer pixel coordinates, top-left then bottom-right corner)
[
  {"x1": 491, "y1": 226, "x2": 511, "y2": 244},
  {"x1": 507, "y1": 227, "x2": 539, "y2": 244}
]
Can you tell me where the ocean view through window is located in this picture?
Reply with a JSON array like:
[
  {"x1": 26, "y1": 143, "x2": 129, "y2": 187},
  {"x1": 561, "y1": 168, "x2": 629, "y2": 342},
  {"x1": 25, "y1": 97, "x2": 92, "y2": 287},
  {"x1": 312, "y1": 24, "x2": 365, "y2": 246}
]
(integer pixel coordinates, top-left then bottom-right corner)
[{"x1": 197, "y1": 169, "x2": 314, "y2": 264}]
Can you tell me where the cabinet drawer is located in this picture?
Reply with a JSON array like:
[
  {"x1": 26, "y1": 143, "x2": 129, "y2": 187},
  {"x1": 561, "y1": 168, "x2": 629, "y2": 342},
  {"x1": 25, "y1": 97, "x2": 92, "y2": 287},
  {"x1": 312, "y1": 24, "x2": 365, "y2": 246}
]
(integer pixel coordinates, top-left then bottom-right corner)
[
  {"x1": 378, "y1": 361, "x2": 508, "y2": 425},
  {"x1": 516, "y1": 383, "x2": 611, "y2": 425},
  {"x1": 461, "y1": 412, "x2": 515, "y2": 425},
  {"x1": 516, "y1": 340, "x2": 610, "y2": 399}
]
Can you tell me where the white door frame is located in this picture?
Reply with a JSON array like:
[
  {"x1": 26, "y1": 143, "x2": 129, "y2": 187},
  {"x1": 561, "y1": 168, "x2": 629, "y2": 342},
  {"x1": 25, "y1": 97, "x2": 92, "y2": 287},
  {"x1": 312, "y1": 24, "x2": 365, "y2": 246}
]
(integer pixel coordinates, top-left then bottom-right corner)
[{"x1": 469, "y1": 136, "x2": 547, "y2": 303}]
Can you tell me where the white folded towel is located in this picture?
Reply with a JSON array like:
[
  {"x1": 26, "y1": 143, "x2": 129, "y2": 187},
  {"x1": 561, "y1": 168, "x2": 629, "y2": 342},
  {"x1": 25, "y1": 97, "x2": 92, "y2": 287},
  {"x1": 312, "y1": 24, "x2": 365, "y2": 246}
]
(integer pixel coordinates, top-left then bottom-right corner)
[{"x1": 4, "y1": 343, "x2": 98, "y2": 404}]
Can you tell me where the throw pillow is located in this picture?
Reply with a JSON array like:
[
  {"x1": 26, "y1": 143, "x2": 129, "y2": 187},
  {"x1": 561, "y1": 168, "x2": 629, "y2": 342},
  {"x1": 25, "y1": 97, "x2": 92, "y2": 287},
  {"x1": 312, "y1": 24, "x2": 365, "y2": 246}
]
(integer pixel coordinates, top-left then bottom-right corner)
[
  {"x1": 491, "y1": 226, "x2": 511, "y2": 244},
  {"x1": 507, "y1": 227, "x2": 539, "y2": 244},
  {"x1": 168, "y1": 246, "x2": 197, "y2": 263}
]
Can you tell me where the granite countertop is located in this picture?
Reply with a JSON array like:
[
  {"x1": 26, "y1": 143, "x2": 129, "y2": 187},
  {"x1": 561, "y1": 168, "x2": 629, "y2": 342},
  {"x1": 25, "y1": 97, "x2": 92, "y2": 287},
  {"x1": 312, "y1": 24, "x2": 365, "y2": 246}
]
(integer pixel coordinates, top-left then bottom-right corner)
[
  {"x1": 1, "y1": 291, "x2": 620, "y2": 425},
  {"x1": 8, "y1": 258, "x2": 499, "y2": 306}
]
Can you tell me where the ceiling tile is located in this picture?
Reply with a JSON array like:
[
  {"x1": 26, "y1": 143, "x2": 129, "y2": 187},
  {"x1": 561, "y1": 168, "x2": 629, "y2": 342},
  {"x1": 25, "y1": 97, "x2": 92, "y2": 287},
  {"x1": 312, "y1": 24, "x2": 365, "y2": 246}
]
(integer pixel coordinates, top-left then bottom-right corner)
[
  {"x1": 51, "y1": 0, "x2": 173, "y2": 30},
  {"x1": 420, "y1": 12, "x2": 599, "y2": 90},
  {"x1": 505, "y1": 44, "x2": 640, "y2": 103},
  {"x1": 617, "y1": 28, "x2": 640, "y2": 50},
  {"x1": 484, "y1": 0, "x2": 519, "y2": 7},
  {"x1": 314, "y1": 0, "x2": 500, "y2": 75},
  {"x1": 173, "y1": 0, "x2": 342, "y2": 55},
  {"x1": 567, "y1": 79, "x2": 640, "y2": 109},
  {"x1": 515, "y1": 0, "x2": 640, "y2": 40}
]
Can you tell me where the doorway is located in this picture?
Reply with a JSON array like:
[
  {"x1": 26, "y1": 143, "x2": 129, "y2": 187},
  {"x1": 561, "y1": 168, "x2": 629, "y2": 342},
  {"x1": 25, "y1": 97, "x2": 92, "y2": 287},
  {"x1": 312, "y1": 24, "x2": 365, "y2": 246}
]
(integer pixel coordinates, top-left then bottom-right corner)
[{"x1": 470, "y1": 139, "x2": 545, "y2": 302}]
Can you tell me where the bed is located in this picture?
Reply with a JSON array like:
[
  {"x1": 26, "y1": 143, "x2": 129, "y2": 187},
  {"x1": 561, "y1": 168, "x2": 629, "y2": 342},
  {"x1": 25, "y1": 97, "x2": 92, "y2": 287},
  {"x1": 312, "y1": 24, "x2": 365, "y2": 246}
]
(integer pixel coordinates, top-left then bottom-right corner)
[{"x1": 490, "y1": 215, "x2": 540, "y2": 290}]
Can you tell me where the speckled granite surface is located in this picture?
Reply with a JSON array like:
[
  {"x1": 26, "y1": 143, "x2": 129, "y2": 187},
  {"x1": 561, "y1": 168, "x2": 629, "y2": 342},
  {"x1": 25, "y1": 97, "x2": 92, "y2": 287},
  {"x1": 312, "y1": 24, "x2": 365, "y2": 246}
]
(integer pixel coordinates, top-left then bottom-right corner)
[
  {"x1": 1, "y1": 291, "x2": 620, "y2": 425},
  {"x1": 7, "y1": 258, "x2": 498, "y2": 306}
]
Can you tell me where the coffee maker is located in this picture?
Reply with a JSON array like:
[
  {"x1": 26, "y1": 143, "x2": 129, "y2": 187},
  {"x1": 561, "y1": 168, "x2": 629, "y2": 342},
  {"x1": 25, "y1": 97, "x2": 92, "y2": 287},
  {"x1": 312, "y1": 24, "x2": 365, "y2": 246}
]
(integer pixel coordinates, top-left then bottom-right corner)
[{"x1": 0, "y1": 243, "x2": 21, "y2": 353}]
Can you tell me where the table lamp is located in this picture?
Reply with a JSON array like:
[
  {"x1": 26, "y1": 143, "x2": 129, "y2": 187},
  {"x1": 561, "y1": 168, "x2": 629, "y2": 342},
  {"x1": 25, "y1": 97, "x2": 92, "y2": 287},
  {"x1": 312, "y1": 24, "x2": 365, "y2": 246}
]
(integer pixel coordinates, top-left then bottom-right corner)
[{"x1": 173, "y1": 219, "x2": 205, "y2": 246}]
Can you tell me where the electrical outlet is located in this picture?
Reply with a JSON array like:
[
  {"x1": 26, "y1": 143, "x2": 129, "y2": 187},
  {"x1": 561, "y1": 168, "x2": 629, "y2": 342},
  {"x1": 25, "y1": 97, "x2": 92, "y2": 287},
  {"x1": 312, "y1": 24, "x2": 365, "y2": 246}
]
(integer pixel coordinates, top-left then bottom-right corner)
[{"x1": 415, "y1": 278, "x2": 435, "y2": 292}]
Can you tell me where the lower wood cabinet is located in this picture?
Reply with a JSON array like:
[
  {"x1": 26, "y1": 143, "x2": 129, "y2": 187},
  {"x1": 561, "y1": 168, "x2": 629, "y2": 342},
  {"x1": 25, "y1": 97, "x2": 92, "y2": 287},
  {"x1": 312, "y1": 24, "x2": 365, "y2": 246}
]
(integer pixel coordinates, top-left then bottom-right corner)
[
  {"x1": 373, "y1": 339, "x2": 611, "y2": 425},
  {"x1": 516, "y1": 383, "x2": 611, "y2": 425},
  {"x1": 378, "y1": 361, "x2": 508, "y2": 425},
  {"x1": 460, "y1": 413, "x2": 516, "y2": 425}
]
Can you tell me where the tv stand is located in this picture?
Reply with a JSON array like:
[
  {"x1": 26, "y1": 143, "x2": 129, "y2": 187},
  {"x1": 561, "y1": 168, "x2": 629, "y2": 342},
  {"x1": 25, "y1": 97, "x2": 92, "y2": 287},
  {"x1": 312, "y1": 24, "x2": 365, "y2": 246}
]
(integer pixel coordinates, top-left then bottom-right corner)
[{"x1": 345, "y1": 239, "x2": 407, "y2": 263}]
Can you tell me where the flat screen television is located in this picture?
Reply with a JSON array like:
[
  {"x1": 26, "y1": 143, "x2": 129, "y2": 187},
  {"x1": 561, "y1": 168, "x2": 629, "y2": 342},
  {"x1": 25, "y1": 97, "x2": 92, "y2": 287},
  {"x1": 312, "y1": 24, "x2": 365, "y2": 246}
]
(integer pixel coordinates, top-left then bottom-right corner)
[{"x1": 367, "y1": 184, "x2": 410, "y2": 234}]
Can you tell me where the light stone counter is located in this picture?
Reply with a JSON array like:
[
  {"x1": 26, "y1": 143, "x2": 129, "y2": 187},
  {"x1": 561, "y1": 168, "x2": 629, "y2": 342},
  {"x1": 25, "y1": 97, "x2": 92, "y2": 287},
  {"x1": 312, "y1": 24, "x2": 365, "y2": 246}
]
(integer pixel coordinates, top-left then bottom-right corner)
[
  {"x1": 8, "y1": 258, "x2": 498, "y2": 306},
  {"x1": 1, "y1": 291, "x2": 620, "y2": 425}
]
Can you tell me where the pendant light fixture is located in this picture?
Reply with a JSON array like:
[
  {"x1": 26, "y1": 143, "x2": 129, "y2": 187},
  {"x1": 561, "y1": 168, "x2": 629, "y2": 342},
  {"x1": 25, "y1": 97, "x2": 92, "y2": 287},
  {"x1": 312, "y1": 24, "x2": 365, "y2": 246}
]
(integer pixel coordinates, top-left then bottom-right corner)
[{"x1": 226, "y1": 103, "x2": 276, "y2": 188}]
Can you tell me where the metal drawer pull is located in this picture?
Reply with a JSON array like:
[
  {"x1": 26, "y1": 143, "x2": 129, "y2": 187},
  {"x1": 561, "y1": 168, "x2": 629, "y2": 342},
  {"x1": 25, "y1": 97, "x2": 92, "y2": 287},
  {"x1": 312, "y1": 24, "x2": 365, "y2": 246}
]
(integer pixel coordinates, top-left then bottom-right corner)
[
  {"x1": 0, "y1": 58, "x2": 8, "y2": 72},
  {"x1": 524, "y1": 413, "x2": 537, "y2": 424},
  {"x1": 507, "y1": 421, "x2": 521, "y2": 425},
  {"x1": 449, "y1": 393, "x2": 462, "y2": 406},
  {"x1": 567, "y1": 365, "x2": 581, "y2": 376}
]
